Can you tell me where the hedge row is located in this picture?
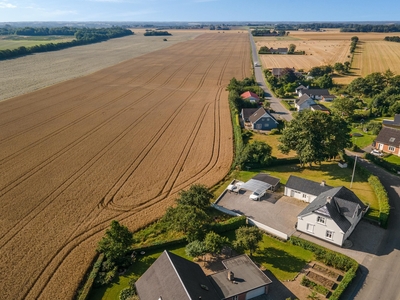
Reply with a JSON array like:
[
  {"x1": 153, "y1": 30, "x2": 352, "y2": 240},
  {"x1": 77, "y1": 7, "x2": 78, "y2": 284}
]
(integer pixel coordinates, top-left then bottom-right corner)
[
  {"x1": 76, "y1": 253, "x2": 104, "y2": 300},
  {"x1": 210, "y1": 216, "x2": 247, "y2": 233},
  {"x1": 132, "y1": 237, "x2": 187, "y2": 252},
  {"x1": 368, "y1": 175, "x2": 390, "y2": 228},
  {"x1": 290, "y1": 236, "x2": 358, "y2": 271},
  {"x1": 345, "y1": 154, "x2": 390, "y2": 227},
  {"x1": 290, "y1": 237, "x2": 358, "y2": 300},
  {"x1": 228, "y1": 91, "x2": 244, "y2": 170},
  {"x1": 365, "y1": 153, "x2": 400, "y2": 174}
]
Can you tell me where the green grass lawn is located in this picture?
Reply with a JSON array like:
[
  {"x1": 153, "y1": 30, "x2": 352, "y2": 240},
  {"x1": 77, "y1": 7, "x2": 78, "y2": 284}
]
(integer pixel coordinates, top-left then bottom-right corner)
[
  {"x1": 249, "y1": 132, "x2": 297, "y2": 158},
  {"x1": 89, "y1": 243, "x2": 190, "y2": 300},
  {"x1": 0, "y1": 35, "x2": 74, "y2": 50},
  {"x1": 384, "y1": 154, "x2": 400, "y2": 166},
  {"x1": 350, "y1": 128, "x2": 376, "y2": 149},
  {"x1": 235, "y1": 161, "x2": 379, "y2": 221},
  {"x1": 253, "y1": 235, "x2": 314, "y2": 280}
]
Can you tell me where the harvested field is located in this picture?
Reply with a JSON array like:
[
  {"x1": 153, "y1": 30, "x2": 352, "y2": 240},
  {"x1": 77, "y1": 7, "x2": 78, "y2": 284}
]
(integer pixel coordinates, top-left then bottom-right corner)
[
  {"x1": 0, "y1": 30, "x2": 203, "y2": 102},
  {"x1": 256, "y1": 29, "x2": 400, "y2": 85},
  {"x1": 0, "y1": 32, "x2": 251, "y2": 299},
  {"x1": 352, "y1": 40, "x2": 400, "y2": 77}
]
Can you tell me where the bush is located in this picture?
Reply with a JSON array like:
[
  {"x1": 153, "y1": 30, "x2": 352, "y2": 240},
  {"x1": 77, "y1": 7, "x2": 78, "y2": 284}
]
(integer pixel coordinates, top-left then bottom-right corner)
[{"x1": 270, "y1": 128, "x2": 280, "y2": 135}]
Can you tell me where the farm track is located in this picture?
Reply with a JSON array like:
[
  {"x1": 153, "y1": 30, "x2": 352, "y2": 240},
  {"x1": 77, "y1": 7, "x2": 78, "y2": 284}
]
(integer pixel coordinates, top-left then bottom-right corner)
[{"x1": 0, "y1": 32, "x2": 250, "y2": 299}]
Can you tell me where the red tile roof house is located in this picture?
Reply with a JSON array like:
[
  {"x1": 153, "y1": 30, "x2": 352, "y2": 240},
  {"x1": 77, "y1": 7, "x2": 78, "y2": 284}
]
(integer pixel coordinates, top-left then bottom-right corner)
[
  {"x1": 241, "y1": 91, "x2": 260, "y2": 103},
  {"x1": 373, "y1": 126, "x2": 400, "y2": 156},
  {"x1": 135, "y1": 251, "x2": 272, "y2": 300}
]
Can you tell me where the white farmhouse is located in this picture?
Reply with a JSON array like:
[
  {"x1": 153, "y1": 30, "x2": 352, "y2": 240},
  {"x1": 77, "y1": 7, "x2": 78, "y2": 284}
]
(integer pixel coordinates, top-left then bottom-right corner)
[{"x1": 296, "y1": 186, "x2": 368, "y2": 246}]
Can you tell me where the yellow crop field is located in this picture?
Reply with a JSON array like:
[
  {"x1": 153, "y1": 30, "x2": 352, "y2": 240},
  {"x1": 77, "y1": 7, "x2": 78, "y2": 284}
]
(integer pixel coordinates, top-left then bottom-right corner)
[{"x1": 255, "y1": 29, "x2": 400, "y2": 85}]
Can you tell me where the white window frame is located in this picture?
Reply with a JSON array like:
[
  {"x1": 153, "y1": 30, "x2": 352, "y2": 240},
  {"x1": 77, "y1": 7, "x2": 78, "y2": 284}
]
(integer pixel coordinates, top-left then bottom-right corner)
[
  {"x1": 389, "y1": 145, "x2": 395, "y2": 152},
  {"x1": 317, "y1": 216, "x2": 326, "y2": 225},
  {"x1": 325, "y1": 230, "x2": 334, "y2": 240},
  {"x1": 306, "y1": 223, "x2": 315, "y2": 233}
]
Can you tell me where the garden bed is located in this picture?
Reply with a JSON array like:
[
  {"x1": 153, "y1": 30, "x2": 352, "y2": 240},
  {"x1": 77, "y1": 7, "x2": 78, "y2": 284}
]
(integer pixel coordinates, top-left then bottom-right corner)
[
  {"x1": 307, "y1": 270, "x2": 336, "y2": 290},
  {"x1": 312, "y1": 263, "x2": 341, "y2": 281}
]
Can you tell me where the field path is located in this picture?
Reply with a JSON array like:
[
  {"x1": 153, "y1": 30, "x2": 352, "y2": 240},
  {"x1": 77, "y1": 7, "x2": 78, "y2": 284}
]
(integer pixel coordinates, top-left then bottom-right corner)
[{"x1": 0, "y1": 32, "x2": 251, "y2": 299}]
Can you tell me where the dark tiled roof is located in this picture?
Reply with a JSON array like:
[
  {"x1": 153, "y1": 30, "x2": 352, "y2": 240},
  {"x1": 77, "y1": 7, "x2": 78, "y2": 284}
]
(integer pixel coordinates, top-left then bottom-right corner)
[
  {"x1": 298, "y1": 187, "x2": 368, "y2": 232},
  {"x1": 375, "y1": 127, "x2": 400, "y2": 146},
  {"x1": 296, "y1": 94, "x2": 314, "y2": 106},
  {"x1": 242, "y1": 108, "x2": 259, "y2": 120},
  {"x1": 286, "y1": 175, "x2": 331, "y2": 196},
  {"x1": 310, "y1": 104, "x2": 330, "y2": 112},
  {"x1": 252, "y1": 173, "x2": 280, "y2": 187},
  {"x1": 209, "y1": 255, "x2": 272, "y2": 299},
  {"x1": 301, "y1": 88, "x2": 331, "y2": 96},
  {"x1": 382, "y1": 114, "x2": 400, "y2": 128},
  {"x1": 249, "y1": 107, "x2": 277, "y2": 124},
  {"x1": 135, "y1": 251, "x2": 220, "y2": 300}
]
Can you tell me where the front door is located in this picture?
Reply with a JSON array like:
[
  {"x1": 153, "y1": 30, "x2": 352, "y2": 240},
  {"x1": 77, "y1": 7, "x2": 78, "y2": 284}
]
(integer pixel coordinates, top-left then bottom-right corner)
[{"x1": 379, "y1": 143, "x2": 384, "y2": 150}]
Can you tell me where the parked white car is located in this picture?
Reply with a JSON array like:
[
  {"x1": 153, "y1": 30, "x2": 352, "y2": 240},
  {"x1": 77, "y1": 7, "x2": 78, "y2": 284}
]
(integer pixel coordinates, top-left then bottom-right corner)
[
  {"x1": 249, "y1": 189, "x2": 265, "y2": 201},
  {"x1": 370, "y1": 149, "x2": 383, "y2": 157}
]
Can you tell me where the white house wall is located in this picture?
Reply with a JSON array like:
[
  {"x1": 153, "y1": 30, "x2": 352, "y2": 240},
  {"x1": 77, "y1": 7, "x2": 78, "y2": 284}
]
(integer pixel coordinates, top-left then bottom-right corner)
[
  {"x1": 284, "y1": 187, "x2": 317, "y2": 203},
  {"x1": 297, "y1": 214, "x2": 344, "y2": 246}
]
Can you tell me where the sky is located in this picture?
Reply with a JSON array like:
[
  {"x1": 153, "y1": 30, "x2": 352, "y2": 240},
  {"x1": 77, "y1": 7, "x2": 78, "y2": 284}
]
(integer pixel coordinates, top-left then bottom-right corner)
[{"x1": 0, "y1": 0, "x2": 399, "y2": 23}]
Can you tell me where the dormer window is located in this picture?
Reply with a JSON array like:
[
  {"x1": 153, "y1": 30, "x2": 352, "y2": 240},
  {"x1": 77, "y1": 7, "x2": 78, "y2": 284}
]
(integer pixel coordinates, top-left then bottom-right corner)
[{"x1": 317, "y1": 216, "x2": 326, "y2": 225}]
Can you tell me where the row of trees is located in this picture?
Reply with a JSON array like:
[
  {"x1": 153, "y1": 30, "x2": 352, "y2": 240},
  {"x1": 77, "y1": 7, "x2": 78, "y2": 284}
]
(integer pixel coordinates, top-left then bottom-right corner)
[
  {"x1": 251, "y1": 29, "x2": 286, "y2": 36},
  {"x1": 0, "y1": 26, "x2": 77, "y2": 36},
  {"x1": 143, "y1": 30, "x2": 172, "y2": 36},
  {"x1": 340, "y1": 24, "x2": 400, "y2": 33},
  {"x1": 384, "y1": 36, "x2": 400, "y2": 42},
  {"x1": 0, "y1": 27, "x2": 133, "y2": 60},
  {"x1": 350, "y1": 36, "x2": 359, "y2": 53}
]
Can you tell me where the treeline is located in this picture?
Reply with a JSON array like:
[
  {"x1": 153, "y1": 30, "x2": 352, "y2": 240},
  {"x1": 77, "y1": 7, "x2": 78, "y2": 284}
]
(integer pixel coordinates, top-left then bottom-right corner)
[
  {"x1": 341, "y1": 24, "x2": 400, "y2": 32},
  {"x1": 143, "y1": 30, "x2": 172, "y2": 36},
  {"x1": 0, "y1": 27, "x2": 133, "y2": 60},
  {"x1": 350, "y1": 36, "x2": 359, "y2": 53},
  {"x1": 384, "y1": 36, "x2": 400, "y2": 42},
  {"x1": 251, "y1": 29, "x2": 286, "y2": 36},
  {"x1": 347, "y1": 70, "x2": 400, "y2": 116},
  {"x1": 0, "y1": 26, "x2": 76, "y2": 36}
]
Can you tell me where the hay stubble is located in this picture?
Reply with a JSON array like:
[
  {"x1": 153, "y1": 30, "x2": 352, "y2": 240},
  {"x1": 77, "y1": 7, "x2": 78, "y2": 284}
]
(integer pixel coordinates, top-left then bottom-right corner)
[{"x1": 0, "y1": 32, "x2": 250, "y2": 299}]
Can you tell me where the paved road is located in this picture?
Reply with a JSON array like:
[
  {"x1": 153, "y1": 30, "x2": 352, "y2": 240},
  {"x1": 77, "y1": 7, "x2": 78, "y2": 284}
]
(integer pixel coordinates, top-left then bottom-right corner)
[
  {"x1": 342, "y1": 152, "x2": 400, "y2": 299},
  {"x1": 249, "y1": 32, "x2": 293, "y2": 121}
]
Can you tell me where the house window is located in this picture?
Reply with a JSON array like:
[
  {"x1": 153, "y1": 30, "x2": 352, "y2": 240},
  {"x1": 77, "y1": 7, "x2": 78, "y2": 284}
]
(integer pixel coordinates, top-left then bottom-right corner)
[
  {"x1": 232, "y1": 296, "x2": 238, "y2": 300},
  {"x1": 389, "y1": 146, "x2": 395, "y2": 152},
  {"x1": 302, "y1": 193, "x2": 307, "y2": 198},
  {"x1": 389, "y1": 137, "x2": 395, "y2": 142},
  {"x1": 326, "y1": 230, "x2": 334, "y2": 240},
  {"x1": 307, "y1": 223, "x2": 314, "y2": 233},
  {"x1": 317, "y1": 216, "x2": 326, "y2": 225}
]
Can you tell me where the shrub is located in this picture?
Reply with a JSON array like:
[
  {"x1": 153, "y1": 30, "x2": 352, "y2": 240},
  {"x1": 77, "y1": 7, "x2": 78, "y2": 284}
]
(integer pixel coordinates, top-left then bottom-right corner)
[{"x1": 270, "y1": 128, "x2": 280, "y2": 135}]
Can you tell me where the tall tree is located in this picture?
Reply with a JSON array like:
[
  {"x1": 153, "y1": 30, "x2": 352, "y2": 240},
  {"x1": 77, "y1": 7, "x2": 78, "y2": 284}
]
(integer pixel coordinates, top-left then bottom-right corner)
[
  {"x1": 162, "y1": 204, "x2": 210, "y2": 241},
  {"x1": 204, "y1": 232, "x2": 228, "y2": 255},
  {"x1": 176, "y1": 184, "x2": 214, "y2": 210},
  {"x1": 97, "y1": 220, "x2": 134, "y2": 264},
  {"x1": 288, "y1": 43, "x2": 296, "y2": 53},
  {"x1": 278, "y1": 110, "x2": 351, "y2": 166},
  {"x1": 233, "y1": 226, "x2": 263, "y2": 256},
  {"x1": 331, "y1": 97, "x2": 358, "y2": 120},
  {"x1": 238, "y1": 140, "x2": 273, "y2": 168}
]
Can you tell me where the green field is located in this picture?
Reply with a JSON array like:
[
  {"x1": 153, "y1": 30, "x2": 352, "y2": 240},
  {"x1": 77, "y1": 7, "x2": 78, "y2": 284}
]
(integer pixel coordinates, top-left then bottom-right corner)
[{"x1": 0, "y1": 35, "x2": 74, "y2": 50}]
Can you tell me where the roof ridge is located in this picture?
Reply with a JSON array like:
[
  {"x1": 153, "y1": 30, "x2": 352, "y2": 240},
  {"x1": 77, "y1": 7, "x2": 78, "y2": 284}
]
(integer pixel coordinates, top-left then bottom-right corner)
[{"x1": 165, "y1": 250, "x2": 192, "y2": 299}]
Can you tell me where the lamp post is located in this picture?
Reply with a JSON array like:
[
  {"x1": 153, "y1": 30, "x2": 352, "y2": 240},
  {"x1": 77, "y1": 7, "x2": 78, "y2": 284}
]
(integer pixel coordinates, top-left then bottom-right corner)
[{"x1": 350, "y1": 155, "x2": 357, "y2": 189}]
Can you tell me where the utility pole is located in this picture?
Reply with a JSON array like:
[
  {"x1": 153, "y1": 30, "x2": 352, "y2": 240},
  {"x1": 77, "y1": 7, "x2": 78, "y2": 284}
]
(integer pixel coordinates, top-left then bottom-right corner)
[{"x1": 350, "y1": 155, "x2": 357, "y2": 188}]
